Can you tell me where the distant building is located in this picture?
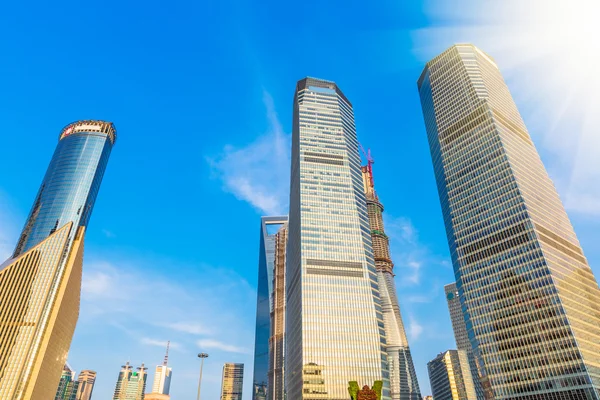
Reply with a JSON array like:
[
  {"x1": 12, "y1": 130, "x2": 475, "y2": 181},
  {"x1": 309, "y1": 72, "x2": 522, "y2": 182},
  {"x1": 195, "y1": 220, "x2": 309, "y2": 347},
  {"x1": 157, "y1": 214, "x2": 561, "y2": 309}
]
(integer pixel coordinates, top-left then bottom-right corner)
[
  {"x1": 113, "y1": 362, "x2": 148, "y2": 400},
  {"x1": 75, "y1": 370, "x2": 97, "y2": 400},
  {"x1": 55, "y1": 364, "x2": 78, "y2": 400},
  {"x1": 423, "y1": 396, "x2": 433, "y2": 400},
  {"x1": 151, "y1": 343, "x2": 172, "y2": 395},
  {"x1": 361, "y1": 157, "x2": 421, "y2": 400},
  {"x1": 221, "y1": 363, "x2": 244, "y2": 400},
  {"x1": 144, "y1": 394, "x2": 170, "y2": 400},
  {"x1": 444, "y1": 283, "x2": 486, "y2": 399},
  {"x1": 428, "y1": 350, "x2": 477, "y2": 400},
  {"x1": 252, "y1": 216, "x2": 287, "y2": 400}
]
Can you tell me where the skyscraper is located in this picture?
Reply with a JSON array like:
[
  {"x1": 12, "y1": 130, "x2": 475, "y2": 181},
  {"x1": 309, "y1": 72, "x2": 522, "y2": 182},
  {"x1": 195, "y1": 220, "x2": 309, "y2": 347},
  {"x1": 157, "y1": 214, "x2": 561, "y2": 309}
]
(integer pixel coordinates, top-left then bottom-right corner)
[
  {"x1": 253, "y1": 216, "x2": 288, "y2": 400},
  {"x1": 286, "y1": 77, "x2": 390, "y2": 400},
  {"x1": 427, "y1": 350, "x2": 477, "y2": 400},
  {"x1": 75, "y1": 370, "x2": 97, "y2": 400},
  {"x1": 268, "y1": 223, "x2": 288, "y2": 400},
  {"x1": 361, "y1": 161, "x2": 421, "y2": 400},
  {"x1": 112, "y1": 362, "x2": 148, "y2": 400},
  {"x1": 418, "y1": 44, "x2": 600, "y2": 399},
  {"x1": 55, "y1": 364, "x2": 79, "y2": 400},
  {"x1": 151, "y1": 343, "x2": 172, "y2": 395},
  {"x1": 221, "y1": 363, "x2": 244, "y2": 400},
  {"x1": 0, "y1": 120, "x2": 116, "y2": 399},
  {"x1": 444, "y1": 283, "x2": 487, "y2": 399}
]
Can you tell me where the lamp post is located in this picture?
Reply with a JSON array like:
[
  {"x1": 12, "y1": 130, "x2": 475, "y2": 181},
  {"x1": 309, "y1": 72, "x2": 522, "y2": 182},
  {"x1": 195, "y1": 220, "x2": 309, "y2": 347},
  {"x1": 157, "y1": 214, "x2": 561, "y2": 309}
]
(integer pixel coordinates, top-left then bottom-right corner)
[{"x1": 197, "y1": 353, "x2": 209, "y2": 400}]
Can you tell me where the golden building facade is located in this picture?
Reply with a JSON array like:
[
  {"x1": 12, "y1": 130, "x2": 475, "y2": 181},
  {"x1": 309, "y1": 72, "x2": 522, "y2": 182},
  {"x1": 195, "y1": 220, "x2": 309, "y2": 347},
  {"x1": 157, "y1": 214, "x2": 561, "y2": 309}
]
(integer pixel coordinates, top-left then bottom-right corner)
[
  {"x1": 418, "y1": 44, "x2": 600, "y2": 399},
  {"x1": 428, "y1": 350, "x2": 477, "y2": 400}
]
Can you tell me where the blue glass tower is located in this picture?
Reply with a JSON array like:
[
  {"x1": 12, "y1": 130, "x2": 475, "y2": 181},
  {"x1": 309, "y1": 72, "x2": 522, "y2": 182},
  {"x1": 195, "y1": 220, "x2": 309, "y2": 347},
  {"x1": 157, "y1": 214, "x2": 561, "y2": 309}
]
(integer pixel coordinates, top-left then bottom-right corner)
[
  {"x1": 0, "y1": 120, "x2": 116, "y2": 398},
  {"x1": 12, "y1": 120, "x2": 116, "y2": 258}
]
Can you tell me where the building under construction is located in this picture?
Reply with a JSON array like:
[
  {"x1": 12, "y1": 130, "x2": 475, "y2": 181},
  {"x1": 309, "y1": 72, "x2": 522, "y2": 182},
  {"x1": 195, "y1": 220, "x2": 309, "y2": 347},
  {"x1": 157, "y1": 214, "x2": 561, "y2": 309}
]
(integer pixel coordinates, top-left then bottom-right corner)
[{"x1": 361, "y1": 152, "x2": 421, "y2": 400}]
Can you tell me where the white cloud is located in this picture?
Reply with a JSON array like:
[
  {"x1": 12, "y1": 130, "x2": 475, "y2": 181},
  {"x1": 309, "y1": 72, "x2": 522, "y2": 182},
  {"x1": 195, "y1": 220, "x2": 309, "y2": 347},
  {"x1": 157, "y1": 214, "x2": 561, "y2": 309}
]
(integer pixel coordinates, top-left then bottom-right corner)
[
  {"x1": 197, "y1": 339, "x2": 250, "y2": 355},
  {"x1": 207, "y1": 90, "x2": 291, "y2": 215},
  {"x1": 408, "y1": 316, "x2": 424, "y2": 341},
  {"x1": 414, "y1": 0, "x2": 600, "y2": 216}
]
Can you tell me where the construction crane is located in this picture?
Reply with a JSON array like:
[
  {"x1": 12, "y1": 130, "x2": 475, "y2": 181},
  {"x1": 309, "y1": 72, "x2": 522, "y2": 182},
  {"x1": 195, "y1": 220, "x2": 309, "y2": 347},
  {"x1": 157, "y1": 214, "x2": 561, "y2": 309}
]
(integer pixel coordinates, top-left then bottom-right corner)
[{"x1": 359, "y1": 143, "x2": 375, "y2": 189}]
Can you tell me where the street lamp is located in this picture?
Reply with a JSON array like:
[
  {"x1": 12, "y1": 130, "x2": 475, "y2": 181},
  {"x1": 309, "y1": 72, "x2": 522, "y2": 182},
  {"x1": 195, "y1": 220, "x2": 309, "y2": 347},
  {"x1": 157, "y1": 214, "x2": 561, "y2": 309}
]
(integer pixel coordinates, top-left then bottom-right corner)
[{"x1": 197, "y1": 352, "x2": 209, "y2": 400}]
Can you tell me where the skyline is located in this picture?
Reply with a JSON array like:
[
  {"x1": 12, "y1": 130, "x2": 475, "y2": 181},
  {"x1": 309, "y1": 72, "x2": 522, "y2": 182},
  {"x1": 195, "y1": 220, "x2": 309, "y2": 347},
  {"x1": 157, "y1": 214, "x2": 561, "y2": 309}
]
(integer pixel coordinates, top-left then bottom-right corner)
[{"x1": 0, "y1": 1, "x2": 599, "y2": 399}]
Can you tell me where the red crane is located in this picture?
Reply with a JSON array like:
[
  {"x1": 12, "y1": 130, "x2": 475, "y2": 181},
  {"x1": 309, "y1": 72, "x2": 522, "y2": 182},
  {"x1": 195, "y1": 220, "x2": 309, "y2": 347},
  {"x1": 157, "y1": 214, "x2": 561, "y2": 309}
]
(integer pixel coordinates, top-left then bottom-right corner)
[{"x1": 359, "y1": 143, "x2": 375, "y2": 189}]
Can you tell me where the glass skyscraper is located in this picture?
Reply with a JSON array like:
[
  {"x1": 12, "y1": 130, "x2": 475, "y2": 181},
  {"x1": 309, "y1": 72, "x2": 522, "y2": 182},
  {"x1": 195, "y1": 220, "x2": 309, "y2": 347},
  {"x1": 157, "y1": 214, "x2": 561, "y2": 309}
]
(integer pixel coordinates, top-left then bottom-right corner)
[
  {"x1": 286, "y1": 77, "x2": 390, "y2": 400},
  {"x1": 253, "y1": 216, "x2": 288, "y2": 400},
  {"x1": 361, "y1": 163, "x2": 421, "y2": 399},
  {"x1": 418, "y1": 44, "x2": 600, "y2": 399},
  {"x1": 0, "y1": 120, "x2": 116, "y2": 399}
]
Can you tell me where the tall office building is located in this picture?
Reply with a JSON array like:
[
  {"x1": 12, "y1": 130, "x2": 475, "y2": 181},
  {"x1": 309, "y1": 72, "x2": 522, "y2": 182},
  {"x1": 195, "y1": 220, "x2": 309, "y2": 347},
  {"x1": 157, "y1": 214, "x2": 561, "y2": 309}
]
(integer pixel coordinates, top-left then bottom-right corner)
[
  {"x1": 0, "y1": 120, "x2": 116, "y2": 399},
  {"x1": 151, "y1": 343, "x2": 172, "y2": 395},
  {"x1": 75, "y1": 370, "x2": 97, "y2": 400},
  {"x1": 113, "y1": 362, "x2": 148, "y2": 400},
  {"x1": 55, "y1": 364, "x2": 79, "y2": 400},
  {"x1": 221, "y1": 363, "x2": 244, "y2": 400},
  {"x1": 253, "y1": 216, "x2": 288, "y2": 400},
  {"x1": 361, "y1": 162, "x2": 421, "y2": 399},
  {"x1": 418, "y1": 44, "x2": 600, "y2": 399},
  {"x1": 444, "y1": 283, "x2": 487, "y2": 399},
  {"x1": 286, "y1": 77, "x2": 390, "y2": 400},
  {"x1": 269, "y1": 223, "x2": 288, "y2": 400},
  {"x1": 428, "y1": 350, "x2": 477, "y2": 400}
]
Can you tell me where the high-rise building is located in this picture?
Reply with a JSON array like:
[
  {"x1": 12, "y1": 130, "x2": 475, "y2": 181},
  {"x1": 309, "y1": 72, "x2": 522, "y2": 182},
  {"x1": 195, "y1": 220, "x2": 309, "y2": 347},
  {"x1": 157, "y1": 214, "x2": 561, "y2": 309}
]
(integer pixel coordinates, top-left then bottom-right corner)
[
  {"x1": 75, "y1": 370, "x2": 97, "y2": 400},
  {"x1": 268, "y1": 223, "x2": 288, "y2": 400},
  {"x1": 0, "y1": 120, "x2": 116, "y2": 399},
  {"x1": 55, "y1": 364, "x2": 79, "y2": 400},
  {"x1": 113, "y1": 362, "x2": 148, "y2": 400},
  {"x1": 361, "y1": 159, "x2": 421, "y2": 400},
  {"x1": 428, "y1": 350, "x2": 477, "y2": 400},
  {"x1": 151, "y1": 343, "x2": 172, "y2": 395},
  {"x1": 286, "y1": 77, "x2": 390, "y2": 399},
  {"x1": 221, "y1": 363, "x2": 244, "y2": 400},
  {"x1": 253, "y1": 216, "x2": 288, "y2": 400},
  {"x1": 418, "y1": 43, "x2": 600, "y2": 399},
  {"x1": 423, "y1": 396, "x2": 433, "y2": 400},
  {"x1": 444, "y1": 283, "x2": 487, "y2": 399}
]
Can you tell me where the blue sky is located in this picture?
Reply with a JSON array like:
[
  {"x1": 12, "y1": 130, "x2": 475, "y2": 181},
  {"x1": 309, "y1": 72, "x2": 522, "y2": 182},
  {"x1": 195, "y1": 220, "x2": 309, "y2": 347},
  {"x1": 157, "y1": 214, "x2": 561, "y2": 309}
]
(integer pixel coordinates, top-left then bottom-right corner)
[{"x1": 0, "y1": 0, "x2": 599, "y2": 398}]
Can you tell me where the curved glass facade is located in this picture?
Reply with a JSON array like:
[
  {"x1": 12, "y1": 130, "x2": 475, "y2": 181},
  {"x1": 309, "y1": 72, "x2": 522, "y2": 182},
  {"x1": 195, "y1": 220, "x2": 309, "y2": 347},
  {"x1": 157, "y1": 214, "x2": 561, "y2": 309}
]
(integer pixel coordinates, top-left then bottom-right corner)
[{"x1": 13, "y1": 121, "x2": 115, "y2": 258}]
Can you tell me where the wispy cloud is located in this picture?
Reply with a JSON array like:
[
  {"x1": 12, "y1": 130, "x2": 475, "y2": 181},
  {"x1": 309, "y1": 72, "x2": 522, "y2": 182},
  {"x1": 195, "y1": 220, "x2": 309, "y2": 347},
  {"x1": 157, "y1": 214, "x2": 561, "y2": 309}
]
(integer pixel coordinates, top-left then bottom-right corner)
[
  {"x1": 102, "y1": 229, "x2": 116, "y2": 238},
  {"x1": 385, "y1": 216, "x2": 449, "y2": 286},
  {"x1": 197, "y1": 339, "x2": 250, "y2": 354},
  {"x1": 161, "y1": 322, "x2": 211, "y2": 336},
  {"x1": 207, "y1": 90, "x2": 290, "y2": 215},
  {"x1": 141, "y1": 337, "x2": 182, "y2": 351},
  {"x1": 413, "y1": 0, "x2": 600, "y2": 216},
  {"x1": 408, "y1": 316, "x2": 424, "y2": 341}
]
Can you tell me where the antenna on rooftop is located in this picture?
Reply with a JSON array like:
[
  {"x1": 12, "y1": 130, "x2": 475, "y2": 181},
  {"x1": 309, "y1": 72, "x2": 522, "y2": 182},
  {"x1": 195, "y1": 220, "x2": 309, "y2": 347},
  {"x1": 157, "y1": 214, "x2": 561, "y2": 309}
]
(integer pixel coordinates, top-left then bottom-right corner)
[{"x1": 163, "y1": 341, "x2": 170, "y2": 366}]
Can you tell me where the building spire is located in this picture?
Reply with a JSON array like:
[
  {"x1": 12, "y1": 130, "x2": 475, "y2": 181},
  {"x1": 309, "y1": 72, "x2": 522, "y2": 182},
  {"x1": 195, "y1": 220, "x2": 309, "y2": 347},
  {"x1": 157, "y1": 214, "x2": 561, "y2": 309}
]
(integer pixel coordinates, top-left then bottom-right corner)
[{"x1": 163, "y1": 341, "x2": 170, "y2": 366}]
